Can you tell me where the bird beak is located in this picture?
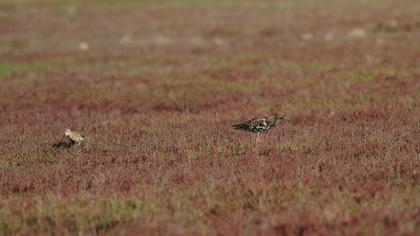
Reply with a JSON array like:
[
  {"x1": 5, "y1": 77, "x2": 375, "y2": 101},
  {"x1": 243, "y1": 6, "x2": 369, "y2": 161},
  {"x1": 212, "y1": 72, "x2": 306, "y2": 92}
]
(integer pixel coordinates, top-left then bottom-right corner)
[{"x1": 284, "y1": 117, "x2": 290, "y2": 121}]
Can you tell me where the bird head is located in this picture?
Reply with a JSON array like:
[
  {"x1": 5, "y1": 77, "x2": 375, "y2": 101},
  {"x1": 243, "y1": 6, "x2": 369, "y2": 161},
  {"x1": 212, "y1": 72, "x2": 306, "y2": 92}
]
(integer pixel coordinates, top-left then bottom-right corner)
[
  {"x1": 64, "y1": 129, "x2": 71, "y2": 136},
  {"x1": 273, "y1": 112, "x2": 289, "y2": 123}
]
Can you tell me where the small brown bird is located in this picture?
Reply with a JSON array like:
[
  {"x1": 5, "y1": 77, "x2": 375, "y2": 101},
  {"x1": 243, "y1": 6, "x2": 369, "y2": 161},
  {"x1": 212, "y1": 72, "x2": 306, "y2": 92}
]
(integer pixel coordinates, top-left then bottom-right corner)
[
  {"x1": 64, "y1": 129, "x2": 85, "y2": 145},
  {"x1": 233, "y1": 112, "x2": 289, "y2": 141}
]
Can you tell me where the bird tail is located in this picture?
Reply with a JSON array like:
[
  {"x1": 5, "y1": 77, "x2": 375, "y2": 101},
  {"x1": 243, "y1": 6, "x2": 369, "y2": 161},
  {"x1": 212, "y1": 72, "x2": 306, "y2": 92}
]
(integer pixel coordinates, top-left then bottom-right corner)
[{"x1": 232, "y1": 123, "x2": 246, "y2": 130}]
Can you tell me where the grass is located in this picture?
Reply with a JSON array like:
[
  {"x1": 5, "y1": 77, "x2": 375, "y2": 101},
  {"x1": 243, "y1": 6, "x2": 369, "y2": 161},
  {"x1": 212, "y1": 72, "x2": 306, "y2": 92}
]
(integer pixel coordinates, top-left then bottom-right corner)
[
  {"x1": 0, "y1": 60, "x2": 50, "y2": 77},
  {"x1": 0, "y1": 0, "x2": 420, "y2": 235},
  {"x1": 0, "y1": 196, "x2": 157, "y2": 235}
]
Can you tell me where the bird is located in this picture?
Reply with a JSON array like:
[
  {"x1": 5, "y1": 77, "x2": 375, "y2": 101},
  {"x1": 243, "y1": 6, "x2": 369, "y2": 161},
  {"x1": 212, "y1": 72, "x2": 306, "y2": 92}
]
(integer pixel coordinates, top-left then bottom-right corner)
[
  {"x1": 64, "y1": 129, "x2": 85, "y2": 145},
  {"x1": 232, "y1": 112, "x2": 289, "y2": 141}
]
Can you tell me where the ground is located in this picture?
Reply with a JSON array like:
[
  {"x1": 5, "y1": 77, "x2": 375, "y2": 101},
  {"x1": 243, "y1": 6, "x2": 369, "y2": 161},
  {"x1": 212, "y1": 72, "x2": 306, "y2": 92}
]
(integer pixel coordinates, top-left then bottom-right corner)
[{"x1": 0, "y1": 0, "x2": 419, "y2": 235}]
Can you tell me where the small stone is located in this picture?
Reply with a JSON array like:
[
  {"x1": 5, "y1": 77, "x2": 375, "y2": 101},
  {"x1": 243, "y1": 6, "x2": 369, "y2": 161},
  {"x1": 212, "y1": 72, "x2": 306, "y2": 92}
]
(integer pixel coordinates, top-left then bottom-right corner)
[
  {"x1": 78, "y1": 42, "x2": 89, "y2": 51},
  {"x1": 121, "y1": 35, "x2": 132, "y2": 43},
  {"x1": 154, "y1": 35, "x2": 170, "y2": 45},
  {"x1": 301, "y1": 33, "x2": 313, "y2": 41},
  {"x1": 348, "y1": 28, "x2": 367, "y2": 38},
  {"x1": 213, "y1": 38, "x2": 224, "y2": 46},
  {"x1": 325, "y1": 32, "x2": 335, "y2": 41}
]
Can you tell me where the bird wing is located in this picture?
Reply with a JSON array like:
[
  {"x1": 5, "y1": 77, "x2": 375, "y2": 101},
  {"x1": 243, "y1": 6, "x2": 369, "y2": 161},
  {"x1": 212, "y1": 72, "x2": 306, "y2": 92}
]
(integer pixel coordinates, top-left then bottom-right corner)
[
  {"x1": 251, "y1": 118, "x2": 271, "y2": 131},
  {"x1": 232, "y1": 122, "x2": 249, "y2": 130},
  {"x1": 233, "y1": 118, "x2": 269, "y2": 132},
  {"x1": 232, "y1": 118, "x2": 256, "y2": 130},
  {"x1": 69, "y1": 132, "x2": 84, "y2": 142}
]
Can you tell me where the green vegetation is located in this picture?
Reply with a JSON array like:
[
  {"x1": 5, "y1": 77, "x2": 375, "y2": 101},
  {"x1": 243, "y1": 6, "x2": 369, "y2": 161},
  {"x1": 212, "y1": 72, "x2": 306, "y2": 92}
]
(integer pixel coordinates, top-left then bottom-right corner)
[{"x1": 0, "y1": 0, "x2": 419, "y2": 234}]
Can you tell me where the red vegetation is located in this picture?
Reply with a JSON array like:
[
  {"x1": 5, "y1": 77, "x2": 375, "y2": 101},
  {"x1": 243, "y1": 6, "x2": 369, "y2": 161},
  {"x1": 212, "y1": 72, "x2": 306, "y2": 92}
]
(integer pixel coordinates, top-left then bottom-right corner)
[{"x1": 1, "y1": 0, "x2": 420, "y2": 235}]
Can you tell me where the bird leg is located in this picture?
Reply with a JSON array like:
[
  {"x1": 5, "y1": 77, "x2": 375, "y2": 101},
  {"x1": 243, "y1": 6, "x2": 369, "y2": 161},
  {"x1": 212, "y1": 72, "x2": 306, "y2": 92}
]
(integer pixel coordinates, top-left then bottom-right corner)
[{"x1": 255, "y1": 133, "x2": 261, "y2": 143}]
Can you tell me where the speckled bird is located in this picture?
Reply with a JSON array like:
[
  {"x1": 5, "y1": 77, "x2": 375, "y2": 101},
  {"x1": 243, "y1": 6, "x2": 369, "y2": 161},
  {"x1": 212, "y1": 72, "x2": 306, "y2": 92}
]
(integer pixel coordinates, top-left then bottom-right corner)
[
  {"x1": 232, "y1": 112, "x2": 289, "y2": 141},
  {"x1": 64, "y1": 129, "x2": 85, "y2": 145}
]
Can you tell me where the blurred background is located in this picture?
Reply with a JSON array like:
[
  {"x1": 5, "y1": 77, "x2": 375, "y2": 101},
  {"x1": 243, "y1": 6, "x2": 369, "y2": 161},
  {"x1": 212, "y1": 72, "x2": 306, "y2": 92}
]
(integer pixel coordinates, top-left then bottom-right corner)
[{"x1": 1, "y1": 0, "x2": 419, "y2": 235}]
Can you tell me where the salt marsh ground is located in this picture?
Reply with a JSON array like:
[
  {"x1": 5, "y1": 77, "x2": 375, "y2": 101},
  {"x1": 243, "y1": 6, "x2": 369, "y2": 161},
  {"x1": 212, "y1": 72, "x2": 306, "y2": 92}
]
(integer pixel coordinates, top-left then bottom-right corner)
[{"x1": 0, "y1": 0, "x2": 419, "y2": 235}]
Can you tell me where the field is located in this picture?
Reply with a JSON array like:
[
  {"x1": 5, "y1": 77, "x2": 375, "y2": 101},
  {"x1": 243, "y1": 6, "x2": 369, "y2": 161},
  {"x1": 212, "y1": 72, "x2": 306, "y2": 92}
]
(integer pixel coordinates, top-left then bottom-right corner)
[{"x1": 1, "y1": 0, "x2": 420, "y2": 235}]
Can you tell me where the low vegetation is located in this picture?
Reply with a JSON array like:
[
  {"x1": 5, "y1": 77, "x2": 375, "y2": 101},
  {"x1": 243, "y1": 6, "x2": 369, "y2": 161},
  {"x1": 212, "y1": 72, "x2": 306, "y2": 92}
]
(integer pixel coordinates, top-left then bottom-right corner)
[{"x1": 0, "y1": 0, "x2": 419, "y2": 235}]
